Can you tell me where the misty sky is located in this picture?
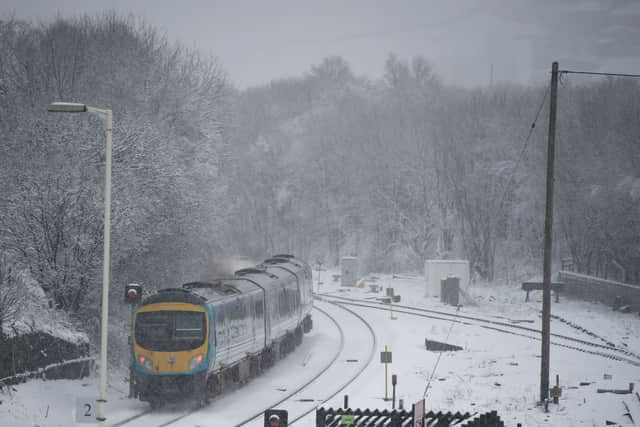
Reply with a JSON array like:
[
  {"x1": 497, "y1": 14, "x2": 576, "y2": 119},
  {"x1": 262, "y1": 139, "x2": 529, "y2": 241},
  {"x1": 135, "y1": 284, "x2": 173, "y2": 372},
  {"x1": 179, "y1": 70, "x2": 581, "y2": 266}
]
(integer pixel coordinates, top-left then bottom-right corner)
[{"x1": 3, "y1": 0, "x2": 640, "y2": 88}]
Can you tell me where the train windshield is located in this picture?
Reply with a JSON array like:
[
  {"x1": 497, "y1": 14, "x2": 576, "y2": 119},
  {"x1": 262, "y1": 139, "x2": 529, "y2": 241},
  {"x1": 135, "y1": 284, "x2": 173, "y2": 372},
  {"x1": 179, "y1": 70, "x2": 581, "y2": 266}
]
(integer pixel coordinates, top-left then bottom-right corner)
[{"x1": 135, "y1": 311, "x2": 206, "y2": 351}]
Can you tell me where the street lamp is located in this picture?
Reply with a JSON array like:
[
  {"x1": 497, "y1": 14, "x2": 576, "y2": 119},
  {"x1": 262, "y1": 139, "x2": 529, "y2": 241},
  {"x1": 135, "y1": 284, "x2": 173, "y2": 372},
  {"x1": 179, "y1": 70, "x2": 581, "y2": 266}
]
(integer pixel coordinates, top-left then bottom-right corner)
[{"x1": 48, "y1": 102, "x2": 112, "y2": 426}]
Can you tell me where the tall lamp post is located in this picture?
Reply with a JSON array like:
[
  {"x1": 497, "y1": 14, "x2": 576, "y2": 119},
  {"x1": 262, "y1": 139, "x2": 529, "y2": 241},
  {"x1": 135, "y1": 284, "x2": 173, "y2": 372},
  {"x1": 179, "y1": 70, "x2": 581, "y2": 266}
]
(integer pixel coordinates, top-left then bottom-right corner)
[{"x1": 47, "y1": 102, "x2": 112, "y2": 426}]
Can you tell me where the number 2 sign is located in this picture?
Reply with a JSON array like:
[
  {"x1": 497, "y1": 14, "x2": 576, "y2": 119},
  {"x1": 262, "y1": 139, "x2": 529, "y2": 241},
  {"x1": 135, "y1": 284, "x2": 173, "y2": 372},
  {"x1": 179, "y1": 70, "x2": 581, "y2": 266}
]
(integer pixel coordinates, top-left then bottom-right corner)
[{"x1": 75, "y1": 397, "x2": 100, "y2": 423}]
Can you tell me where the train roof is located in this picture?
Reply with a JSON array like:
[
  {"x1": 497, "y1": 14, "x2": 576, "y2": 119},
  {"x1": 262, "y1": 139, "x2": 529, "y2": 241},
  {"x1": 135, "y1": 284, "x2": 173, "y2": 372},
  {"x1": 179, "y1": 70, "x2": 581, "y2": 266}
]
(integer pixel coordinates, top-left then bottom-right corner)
[
  {"x1": 182, "y1": 277, "x2": 275, "y2": 303},
  {"x1": 143, "y1": 256, "x2": 310, "y2": 305},
  {"x1": 264, "y1": 254, "x2": 308, "y2": 268},
  {"x1": 140, "y1": 288, "x2": 206, "y2": 306}
]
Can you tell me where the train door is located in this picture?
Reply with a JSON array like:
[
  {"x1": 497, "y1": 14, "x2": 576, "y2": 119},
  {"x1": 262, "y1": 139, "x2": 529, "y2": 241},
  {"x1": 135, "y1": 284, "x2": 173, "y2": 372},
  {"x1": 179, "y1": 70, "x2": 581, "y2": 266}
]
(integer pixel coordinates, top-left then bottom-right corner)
[
  {"x1": 214, "y1": 304, "x2": 228, "y2": 366},
  {"x1": 266, "y1": 285, "x2": 276, "y2": 346},
  {"x1": 292, "y1": 273, "x2": 302, "y2": 323},
  {"x1": 206, "y1": 307, "x2": 215, "y2": 372},
  {"x1": 252, "y1": 293, "x2": 266, "y2": 349},
  {"x1": 269, "y1": 264, "x2": 303, "y2": 325},
  {"x1": 249, "y1": 294, "x2": 255, "y2": 342},
  {"x1": 277, "y1": 284, "x2": 290, "y2": 333}
]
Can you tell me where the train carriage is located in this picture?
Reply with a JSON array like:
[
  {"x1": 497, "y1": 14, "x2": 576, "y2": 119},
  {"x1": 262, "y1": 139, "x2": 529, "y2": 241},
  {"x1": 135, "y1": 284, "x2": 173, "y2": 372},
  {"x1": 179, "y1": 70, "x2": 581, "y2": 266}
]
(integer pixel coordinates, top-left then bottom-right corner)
[{"x1": 131, "y1": 255, "x2": 313, "y2": 407}]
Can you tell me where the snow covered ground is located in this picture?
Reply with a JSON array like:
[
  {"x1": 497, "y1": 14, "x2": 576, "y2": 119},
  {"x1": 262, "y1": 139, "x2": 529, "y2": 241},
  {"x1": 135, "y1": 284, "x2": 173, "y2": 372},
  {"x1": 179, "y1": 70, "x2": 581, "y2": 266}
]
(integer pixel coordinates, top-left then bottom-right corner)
[
  {"x1": 1, "y1": 272, "x2": 639, "y2": 426},
  {"x1": 315, "y1": 273, "x2": 640, "y2": 427}
]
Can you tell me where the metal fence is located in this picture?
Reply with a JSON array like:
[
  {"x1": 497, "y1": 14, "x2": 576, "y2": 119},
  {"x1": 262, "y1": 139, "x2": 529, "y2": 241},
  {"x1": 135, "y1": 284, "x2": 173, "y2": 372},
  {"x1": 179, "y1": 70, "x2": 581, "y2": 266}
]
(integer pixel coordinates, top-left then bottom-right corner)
[
  {"x1": 0, "y1": 356, "x2": 94, "y2": 386},
  {"x1": 558, "y1": 270, "x2": 640, "y2": 311},
  {"x1": 315, "y1": 407, "x2": 505, "y2": 427}
]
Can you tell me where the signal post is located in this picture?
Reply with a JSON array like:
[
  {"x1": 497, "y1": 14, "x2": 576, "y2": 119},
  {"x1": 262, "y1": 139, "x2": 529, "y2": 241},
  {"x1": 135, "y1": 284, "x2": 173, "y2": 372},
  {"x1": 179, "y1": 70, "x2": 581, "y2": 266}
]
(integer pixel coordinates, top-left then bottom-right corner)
[
  {"x1": 124, "y1": 283, "x2": 142, "y2": 398},
  {"x1": 380, "y1": 346, "x2": 392, "y2": 401}
]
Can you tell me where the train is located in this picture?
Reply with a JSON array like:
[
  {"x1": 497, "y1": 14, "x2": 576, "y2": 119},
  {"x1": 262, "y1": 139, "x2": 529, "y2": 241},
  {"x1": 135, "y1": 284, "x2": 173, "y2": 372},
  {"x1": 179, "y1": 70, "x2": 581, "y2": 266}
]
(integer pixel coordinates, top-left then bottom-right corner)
[{"x1": 130, "y1": 255, "x2": 314, "y2": 407}]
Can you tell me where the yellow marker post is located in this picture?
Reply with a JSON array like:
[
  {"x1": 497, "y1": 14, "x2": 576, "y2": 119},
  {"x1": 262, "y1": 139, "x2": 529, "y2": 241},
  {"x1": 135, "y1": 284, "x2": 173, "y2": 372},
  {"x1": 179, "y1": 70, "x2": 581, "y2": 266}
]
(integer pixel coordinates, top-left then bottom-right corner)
[{"x1": 388, "y1": 288, "x2": 397, "y2": 320}]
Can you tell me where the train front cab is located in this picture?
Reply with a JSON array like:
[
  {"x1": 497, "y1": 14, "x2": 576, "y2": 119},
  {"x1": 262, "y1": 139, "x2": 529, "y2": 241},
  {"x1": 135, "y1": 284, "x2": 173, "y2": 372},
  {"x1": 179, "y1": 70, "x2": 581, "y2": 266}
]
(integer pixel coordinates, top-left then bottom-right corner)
[{"x1": 132, "y1": 297, "x2": 213, "y2": 407}]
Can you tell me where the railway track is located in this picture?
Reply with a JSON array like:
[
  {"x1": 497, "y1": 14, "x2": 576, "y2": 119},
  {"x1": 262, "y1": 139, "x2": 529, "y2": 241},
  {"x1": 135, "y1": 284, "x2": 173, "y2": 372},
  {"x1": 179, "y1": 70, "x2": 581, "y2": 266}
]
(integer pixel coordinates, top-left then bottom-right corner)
[
  {"x1": 109, "y1": 305, "x2": 340, "y2": 427},
  {"x1": 237, "y1": 298, "x2": 377, "y2": 426},
  {"x1": 318, "y1": 292, "x2": 640, "y2": 367},
  {"x1": 548, "y1": 313, "x2": 640, "y2": 356},
  {"x1": 110, "y1": 299, "x2": 377, "y2": 426}
]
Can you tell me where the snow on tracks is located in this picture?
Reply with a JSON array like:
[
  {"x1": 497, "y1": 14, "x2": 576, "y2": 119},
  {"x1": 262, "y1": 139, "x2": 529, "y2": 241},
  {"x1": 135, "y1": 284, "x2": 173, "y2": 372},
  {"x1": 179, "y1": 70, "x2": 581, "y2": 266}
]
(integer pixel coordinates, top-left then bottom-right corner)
[
  {"x1": 319, "y1": 293, "x2": 640, "y2": 368},
  {"x1": 110, "y1": 300, "x2": 376, "y2": 427}
]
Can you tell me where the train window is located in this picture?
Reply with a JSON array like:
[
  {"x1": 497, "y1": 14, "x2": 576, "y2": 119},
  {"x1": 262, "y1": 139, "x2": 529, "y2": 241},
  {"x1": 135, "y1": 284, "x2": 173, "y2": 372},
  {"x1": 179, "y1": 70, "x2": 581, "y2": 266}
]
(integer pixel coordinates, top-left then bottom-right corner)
[
  {"x1": 135, "y1": 311, "x2": 205, "y2": 351},
  {"x1": 135, "y1": 311, "x2": 171, "y2": 350},
  {"x1": 236, "y1": 299, "x2": 246, "y2": 319},
  {"x1": 254, "y1": 299, "x2": 264, "y2": 318},
  {"x1": 279, "y1": 289, "x2": 288, "y2": 316},
  {"x1": 271, "y1": 290, "x2": 279, "y2": 319},
  {"x1": 175, "y1": 312, "x2": 206, "y2": 342}
]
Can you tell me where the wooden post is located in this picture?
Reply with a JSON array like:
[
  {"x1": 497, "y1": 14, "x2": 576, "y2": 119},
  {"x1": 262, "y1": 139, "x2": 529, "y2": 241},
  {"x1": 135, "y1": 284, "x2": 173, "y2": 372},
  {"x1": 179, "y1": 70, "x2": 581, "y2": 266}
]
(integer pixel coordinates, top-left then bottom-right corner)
[
  {"x1": 392, "y1": 375, "x2": 397, "y2": 409},
  {"x1": 541, "y1": 61, "x2": 559, "y2": 405},
  {"x1": 316, "y1": 407, "x2": 325, "y2": 427},
  {"x1": 316, "y1": 261, "x2": 323, "y2": 293},
  {"x1": 553, "y1": 374, "x2": 560, "y2": 404},
  {"x1": 129, "y1": 303, "x2": 135, "y2": 398},
  {"x1": 384, "y1": 345, "x2": 389, "y2": 401}
]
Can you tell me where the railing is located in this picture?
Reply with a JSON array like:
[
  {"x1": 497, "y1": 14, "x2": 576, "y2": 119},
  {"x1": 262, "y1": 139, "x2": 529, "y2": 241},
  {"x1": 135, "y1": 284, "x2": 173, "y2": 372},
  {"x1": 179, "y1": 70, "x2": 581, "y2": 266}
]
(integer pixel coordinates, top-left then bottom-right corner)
[
  {"x1": 0, "y1": 356, "x2": 95, "y2": 386},
  {"x1": 557, "y1": 271, "x2": 640, "y2": 311},
  {"x1": 315, "y1": 407, "x2": 506, "y2": 427}
]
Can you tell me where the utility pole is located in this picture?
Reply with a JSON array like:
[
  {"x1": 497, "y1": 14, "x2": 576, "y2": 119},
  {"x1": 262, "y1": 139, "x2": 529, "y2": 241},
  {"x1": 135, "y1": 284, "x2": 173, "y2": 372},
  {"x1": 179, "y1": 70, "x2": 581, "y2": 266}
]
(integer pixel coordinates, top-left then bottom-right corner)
[
  {"x1": 490, "y1": 63, "x2": 494, "y2": 87},
  {"x1": 541, "y1": 61, "x2": 559, "y2": 404},
  {"x1": 316, "y1": 260, "x2": 323, "y2": 293}
]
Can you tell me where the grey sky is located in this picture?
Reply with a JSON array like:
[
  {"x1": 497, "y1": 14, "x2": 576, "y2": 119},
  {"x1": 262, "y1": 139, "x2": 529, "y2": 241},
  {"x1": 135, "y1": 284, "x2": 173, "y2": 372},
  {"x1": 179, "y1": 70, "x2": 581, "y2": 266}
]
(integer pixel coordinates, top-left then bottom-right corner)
[{"x1": 3, "y1": 0, "x2": 640, "y2": 88}]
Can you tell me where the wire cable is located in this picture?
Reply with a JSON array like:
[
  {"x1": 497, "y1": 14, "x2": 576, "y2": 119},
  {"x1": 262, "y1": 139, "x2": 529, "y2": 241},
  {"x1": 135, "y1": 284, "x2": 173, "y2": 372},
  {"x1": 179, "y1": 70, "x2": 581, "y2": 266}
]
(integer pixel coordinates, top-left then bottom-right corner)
[
  {"x1": 494, "y1": 82, "x2": 550, "y2": 217},
  {"x1": 423, "y1": 304, "x2": 460, "y2": 400},
  {"x1": 423, "y1": 83, "x2": 551, "y2": 401},
  {"x1": 560, "y1": 70, "x2": 640, "y2": 78}
]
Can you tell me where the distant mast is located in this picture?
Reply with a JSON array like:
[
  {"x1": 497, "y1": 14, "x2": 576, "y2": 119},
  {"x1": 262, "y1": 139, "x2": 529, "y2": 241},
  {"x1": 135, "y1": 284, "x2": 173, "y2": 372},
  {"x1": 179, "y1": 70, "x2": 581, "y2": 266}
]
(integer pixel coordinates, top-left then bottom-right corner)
[{"x1": 490, "y1": 63, "x2": 494, "y2": 87}]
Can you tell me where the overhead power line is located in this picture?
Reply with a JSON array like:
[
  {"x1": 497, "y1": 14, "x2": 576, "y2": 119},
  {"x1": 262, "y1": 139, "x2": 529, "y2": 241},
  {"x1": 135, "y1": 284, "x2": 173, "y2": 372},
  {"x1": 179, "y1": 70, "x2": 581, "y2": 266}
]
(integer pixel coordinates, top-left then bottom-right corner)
[
  {"x1": 512, "y1": 84, "x2": 551, "y2": 172},
  {"x1": 560, "y1": 70, "x2": 640, "y2": 78},
  {"x1": 423, "y1": 305, "x2": 460, "y2": 400},
  {"x1": 494, "y1": 82, "x2": 550, "y2": 215}
]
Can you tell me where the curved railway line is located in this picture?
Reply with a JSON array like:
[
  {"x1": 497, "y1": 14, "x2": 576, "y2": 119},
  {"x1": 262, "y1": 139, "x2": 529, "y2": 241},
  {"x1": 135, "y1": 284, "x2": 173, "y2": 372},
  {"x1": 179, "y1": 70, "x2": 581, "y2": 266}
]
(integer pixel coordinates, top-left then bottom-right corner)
[
  {"x1": 236, "y1": 297, "x2": 377, "y2": 426},
  {"x1": 318, "y1": 292, "x2": 640, "y2": 367},
  {"x1": 110, "y1": 298, "x2": 377, "y2": 427}
]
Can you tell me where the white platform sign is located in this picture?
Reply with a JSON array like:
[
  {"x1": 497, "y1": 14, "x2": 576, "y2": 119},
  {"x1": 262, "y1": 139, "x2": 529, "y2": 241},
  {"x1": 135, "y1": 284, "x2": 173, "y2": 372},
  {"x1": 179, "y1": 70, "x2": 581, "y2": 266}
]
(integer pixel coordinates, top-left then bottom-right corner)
[{"x1": 75, "y1": 397, "x2": 100, "y2": 423}]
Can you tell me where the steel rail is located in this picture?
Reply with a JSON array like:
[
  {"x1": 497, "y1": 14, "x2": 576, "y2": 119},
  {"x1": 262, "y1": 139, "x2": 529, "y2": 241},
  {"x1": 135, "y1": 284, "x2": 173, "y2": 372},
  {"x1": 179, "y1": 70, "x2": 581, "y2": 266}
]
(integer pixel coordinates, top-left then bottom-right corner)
[
  {"x1": 319, "y1": 292, "x2": 640, "y2": 361},
  {"x1": 231, "y1": 303, "x2": 346, "y2": 426},
  {"x1": 320, "y1": 294, "x2": 640, "y2": 367},
  {"x1": 287, "y1": 296, "x2": 378, "y2": 425}
]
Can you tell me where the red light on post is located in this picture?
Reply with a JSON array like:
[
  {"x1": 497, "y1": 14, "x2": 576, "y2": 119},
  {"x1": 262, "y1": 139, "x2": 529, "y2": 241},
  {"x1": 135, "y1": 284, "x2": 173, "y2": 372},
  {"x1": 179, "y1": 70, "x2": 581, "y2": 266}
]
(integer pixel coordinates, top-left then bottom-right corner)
[{"x1": 124, "y1": 283, "x2": 142, "y2": 304}]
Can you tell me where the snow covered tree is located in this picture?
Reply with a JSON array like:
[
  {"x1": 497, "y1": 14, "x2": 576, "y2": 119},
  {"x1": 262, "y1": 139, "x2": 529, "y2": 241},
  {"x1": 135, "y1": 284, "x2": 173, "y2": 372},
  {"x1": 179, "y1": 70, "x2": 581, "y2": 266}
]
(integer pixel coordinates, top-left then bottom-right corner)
[{"x1": 0, "y1": 255, "x2": 23, "y2": 340}]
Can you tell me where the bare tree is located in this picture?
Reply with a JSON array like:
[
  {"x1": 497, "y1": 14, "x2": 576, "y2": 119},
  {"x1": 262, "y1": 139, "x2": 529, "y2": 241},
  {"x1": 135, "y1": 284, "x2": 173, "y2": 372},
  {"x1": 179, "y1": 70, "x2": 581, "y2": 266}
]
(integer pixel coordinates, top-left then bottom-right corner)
[{"x1": 0, "y1": 255, "x2": 23, "y2": 340}]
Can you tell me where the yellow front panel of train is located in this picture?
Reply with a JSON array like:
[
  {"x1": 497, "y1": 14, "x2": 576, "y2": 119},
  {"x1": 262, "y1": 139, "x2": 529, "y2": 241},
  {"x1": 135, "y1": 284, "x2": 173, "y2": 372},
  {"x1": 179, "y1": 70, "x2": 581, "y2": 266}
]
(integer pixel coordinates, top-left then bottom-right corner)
[{"x1": 133, "y1": 302, "x2": 208, "y2": 373}]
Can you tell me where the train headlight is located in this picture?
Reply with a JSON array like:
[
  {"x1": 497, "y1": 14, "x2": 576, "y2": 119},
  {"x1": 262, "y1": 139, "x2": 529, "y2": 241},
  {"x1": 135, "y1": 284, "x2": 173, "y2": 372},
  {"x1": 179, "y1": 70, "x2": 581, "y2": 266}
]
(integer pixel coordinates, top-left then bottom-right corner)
[
  {"x1": 137, "y1": 355, "x2": 153, "y2": 371},
  {"x1": 188, "y1": 354, "x2": 204, "y2": 371}
]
